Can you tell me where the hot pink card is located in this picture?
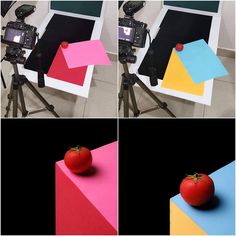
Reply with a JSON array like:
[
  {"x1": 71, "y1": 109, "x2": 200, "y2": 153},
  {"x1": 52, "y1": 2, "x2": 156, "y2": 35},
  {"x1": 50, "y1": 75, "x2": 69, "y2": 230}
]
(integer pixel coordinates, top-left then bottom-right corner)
[
  {"x1": 61, "y1": 40, "x2": 111, "y2": 68},
  {"x1": 47, "y1": 46, "x2": 87, "y2": 86}
]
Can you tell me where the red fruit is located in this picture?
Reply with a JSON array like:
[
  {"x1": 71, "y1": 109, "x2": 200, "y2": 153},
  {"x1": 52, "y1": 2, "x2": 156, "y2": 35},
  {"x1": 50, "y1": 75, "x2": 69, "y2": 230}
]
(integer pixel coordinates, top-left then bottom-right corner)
[
  {"x1": 180, "y1": 173, "x2": 215, "y2": 206},
  {"x1": 64, "y1": 146, "x2": 92, "y2": 174},
  {"x1": 61, "y1": 41, "x2": 69, "y2": 49},
  {"x1": 175, "y1": 43, "x2": 184, "y2": 51}
]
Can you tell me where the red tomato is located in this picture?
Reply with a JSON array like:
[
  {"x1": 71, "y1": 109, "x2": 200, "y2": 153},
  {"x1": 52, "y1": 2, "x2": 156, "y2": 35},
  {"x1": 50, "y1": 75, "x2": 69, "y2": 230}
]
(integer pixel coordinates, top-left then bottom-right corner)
[
  {"x1": 61, "y1": 41, "x2": 69, "y2": 48},
  {"x1": 64, "y1": 146, "x2": 92, "y2": 174},
  {"x1": 180, "y1": 173, "x2": 215, "y2": 206},
  {"x1": 175, "y1": 43, "x2": 184, "y2": 51}
]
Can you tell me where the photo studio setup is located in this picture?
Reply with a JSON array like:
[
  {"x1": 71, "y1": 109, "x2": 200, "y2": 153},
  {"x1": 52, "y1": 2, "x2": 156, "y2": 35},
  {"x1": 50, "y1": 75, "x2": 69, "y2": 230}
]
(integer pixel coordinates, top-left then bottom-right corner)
[
  {"x1": 118, "y1": 1, "x2": 229, "y2": 117},
  {"x1": 1, "y1": 0, "x2": 111, "y2": 117}
]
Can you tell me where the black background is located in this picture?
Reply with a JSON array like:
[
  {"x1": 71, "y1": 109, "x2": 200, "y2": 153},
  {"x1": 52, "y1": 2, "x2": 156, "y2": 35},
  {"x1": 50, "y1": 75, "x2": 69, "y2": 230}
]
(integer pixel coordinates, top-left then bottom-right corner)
[
  {"x1": 1, "y1": 118, "x2": 235, "y2": 235},
  {"x1": 119, "y1": 119, "x2": 235, "y2": 235},
  {"x1": 1, "y1": 118, "x2": 117, "y2": 235}
]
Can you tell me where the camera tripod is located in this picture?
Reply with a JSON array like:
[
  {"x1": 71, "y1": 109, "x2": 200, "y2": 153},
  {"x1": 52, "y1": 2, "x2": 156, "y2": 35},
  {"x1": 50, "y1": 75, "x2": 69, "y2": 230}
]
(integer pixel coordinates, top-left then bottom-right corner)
[
  {"x1": 118, "y1": 62, "x2": 175, "y2": 117},
  {"x1": 4, "y1": 60, "x2": 59, "y2": 118}
]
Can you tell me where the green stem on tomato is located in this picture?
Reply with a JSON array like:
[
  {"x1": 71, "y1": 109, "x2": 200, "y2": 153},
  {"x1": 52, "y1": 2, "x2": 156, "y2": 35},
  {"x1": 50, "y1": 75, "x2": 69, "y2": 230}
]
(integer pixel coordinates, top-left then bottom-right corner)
[
  {"x1": 186, "y1": 173, "x2": 205, "y2": 184},
  {"x1": 71, "y1": 145, "x2": 82, "y2": 153}
]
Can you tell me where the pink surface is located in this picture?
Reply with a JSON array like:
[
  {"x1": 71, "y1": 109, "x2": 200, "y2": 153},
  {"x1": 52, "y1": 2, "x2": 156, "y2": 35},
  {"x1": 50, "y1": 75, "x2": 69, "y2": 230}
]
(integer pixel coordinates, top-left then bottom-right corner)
[
  {"x1": 47, "y1": 46, "x2": 87, "y2": 86},
  {"x1": 56, "y1": 164, "x2": 117, "y2": 234},
  {"x1": 61, "y1": 40, "x2": 111, "y2": 68},
  {"x1": 56, "y1": 141, "x2": 118, "y2": 230}
]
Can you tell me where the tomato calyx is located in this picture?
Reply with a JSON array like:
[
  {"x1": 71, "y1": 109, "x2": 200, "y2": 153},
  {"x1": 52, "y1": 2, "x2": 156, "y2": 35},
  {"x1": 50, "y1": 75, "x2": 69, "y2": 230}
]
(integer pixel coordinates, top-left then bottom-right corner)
[
  {"x1": 186, "y1": 173, "x2": 206, "y2": 184},
  {"x1": 70, "y1": 145, "x2": 83, "y2": 153}
]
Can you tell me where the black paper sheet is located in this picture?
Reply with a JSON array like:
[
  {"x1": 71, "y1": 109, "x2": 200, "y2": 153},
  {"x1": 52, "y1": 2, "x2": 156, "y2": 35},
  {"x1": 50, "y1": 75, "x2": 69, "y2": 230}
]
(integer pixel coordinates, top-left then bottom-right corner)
[
  {"x1": 138, "y1": 10, "x2": 213, "y2": 80},
  {"x1": 24, "y1": 14, "x2": 95, "y2": 74}
]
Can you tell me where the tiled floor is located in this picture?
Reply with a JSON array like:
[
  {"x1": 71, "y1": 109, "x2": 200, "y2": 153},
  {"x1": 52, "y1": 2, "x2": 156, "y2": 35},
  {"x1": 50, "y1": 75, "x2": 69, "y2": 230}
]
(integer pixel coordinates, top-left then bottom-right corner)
[
  {"x1": 119, "y1": 56, "x2": 235, "y2": 118},
  {"x1": 1, "y1": 55, "x2": 118, "y2": 118},
  {"x1": 1, "y1": 55, "x2": 235, "y2": 118}
]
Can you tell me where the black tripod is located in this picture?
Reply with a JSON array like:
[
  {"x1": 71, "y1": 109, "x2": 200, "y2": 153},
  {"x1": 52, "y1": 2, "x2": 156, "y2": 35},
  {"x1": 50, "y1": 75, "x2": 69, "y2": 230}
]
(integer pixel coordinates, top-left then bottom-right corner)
[
  {"x1": 3, "y1": 48, "x2": 59, "y2": 118},
  {"x1": 118, "y1": 62, "x2": 175, "y2": 117}
]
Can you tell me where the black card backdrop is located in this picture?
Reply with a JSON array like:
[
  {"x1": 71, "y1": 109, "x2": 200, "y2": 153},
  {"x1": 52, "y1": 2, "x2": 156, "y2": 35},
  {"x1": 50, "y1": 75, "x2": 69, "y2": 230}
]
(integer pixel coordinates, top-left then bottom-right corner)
[
  {"x1": 119, "y1": 119, "x2": 235, "y2": 235},
  {"x1": 138, "y1": 10, "x2": 212, "y2": 80},
  {"x1": 1, "y1": 119, "x2": 117, "y2": 235},
  {"x1": 24, "y1": 14, "x2": 95, "y2": 74}
]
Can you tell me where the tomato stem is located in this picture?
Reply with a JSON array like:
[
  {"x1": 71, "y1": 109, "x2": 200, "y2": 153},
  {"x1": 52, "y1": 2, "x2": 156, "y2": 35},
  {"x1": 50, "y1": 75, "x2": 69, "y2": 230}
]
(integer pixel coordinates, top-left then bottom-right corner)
[
  {"x1": 186, "y1": 172, "x2": 205, "y2": 184},
  {"x1": 71, "y1": 145, "x2": 82, "y2": 153}
]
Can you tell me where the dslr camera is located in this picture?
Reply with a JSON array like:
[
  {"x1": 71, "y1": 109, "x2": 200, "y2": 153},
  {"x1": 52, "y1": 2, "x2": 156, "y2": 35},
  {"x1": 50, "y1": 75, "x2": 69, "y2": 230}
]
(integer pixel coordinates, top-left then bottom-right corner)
[
  {"x1": 119, "y1": 1, "x2": 147, "y2": 48},
  {"x1": 2, "y1": 5, "x2": 37, "y2": 50}
]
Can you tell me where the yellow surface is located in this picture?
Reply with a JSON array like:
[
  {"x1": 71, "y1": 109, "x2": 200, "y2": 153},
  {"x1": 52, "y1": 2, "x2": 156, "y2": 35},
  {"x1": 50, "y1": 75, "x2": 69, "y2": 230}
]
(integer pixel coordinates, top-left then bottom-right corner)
[
  {"x1": 161, "y1": 49, "x2": 205, "y2": 96},
  {"x1": 170, "y1": 201, "x2": 207, "y2": 235}
]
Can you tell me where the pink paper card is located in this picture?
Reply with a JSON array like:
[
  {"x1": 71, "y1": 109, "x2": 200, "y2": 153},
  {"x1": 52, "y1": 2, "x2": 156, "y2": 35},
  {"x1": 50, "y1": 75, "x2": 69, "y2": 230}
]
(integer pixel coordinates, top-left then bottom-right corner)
[
  {"x1": 61, "y1": 40, "x2": 111, "y2": 68},
  {"x1": 47, "y1": 46, "x2": 87, "y2": 86}
]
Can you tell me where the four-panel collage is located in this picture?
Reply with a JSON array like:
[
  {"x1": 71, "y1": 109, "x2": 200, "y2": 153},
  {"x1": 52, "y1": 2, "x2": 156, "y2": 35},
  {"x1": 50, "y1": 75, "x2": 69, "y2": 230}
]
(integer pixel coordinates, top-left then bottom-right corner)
[{"x1": 1, "y1": 0, "x2": 235, "y2": 235}]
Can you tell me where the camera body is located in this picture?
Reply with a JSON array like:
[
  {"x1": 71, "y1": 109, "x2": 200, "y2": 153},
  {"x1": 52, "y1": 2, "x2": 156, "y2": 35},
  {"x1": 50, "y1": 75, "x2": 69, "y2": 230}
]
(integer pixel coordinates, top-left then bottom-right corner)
[
  {"x1": 2, "y1": 5, "x2": 37, "y2": 50},
  {"x1": 119, "y1": 17, "x2": 147, "y2": 48},
  {"x1": 2, "y1": 20, "x2": 37, "y2": 49}
]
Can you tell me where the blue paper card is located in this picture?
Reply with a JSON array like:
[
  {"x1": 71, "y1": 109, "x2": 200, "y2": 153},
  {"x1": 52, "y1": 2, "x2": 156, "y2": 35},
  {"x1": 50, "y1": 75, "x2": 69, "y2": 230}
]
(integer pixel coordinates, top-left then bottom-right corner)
[
  {"x1": 176, "y1": 39, "x2": 228, "y2": 84},
  {"x1": 171, "y1": 161, "x2": 235, "y2": 235}
]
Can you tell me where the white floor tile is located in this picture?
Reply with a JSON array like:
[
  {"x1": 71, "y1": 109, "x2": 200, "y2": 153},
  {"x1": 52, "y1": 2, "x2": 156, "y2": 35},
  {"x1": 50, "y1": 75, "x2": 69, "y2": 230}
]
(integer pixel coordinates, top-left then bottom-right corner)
[
  {"x1": 137, "y1": 90, "x2": 205, "y2": 117},
  {"x1": 84, "y1": 80, "x2": 117, "y2": 117},
  {"x1": 93, "y1": 56, "x2": 117, "y2": 85},
  {"x1": 204, "y1": 80, "x2": 235, "y2": 117},
  {"x1": 217, "y1": 56, "x2": 235, "y2": 84},
  {"x1": 72, "y1": 96, "x2": 87, "y2": 117}
]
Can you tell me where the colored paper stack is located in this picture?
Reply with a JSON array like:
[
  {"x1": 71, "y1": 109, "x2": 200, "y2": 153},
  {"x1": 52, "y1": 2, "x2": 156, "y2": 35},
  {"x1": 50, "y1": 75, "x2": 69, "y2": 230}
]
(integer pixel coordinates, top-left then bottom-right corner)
[
  {"x1": 161, "y1": 39, "x2": 228, "y2": 96},
  {"x1": 48, "y1": 40, "x2": 111, "y2": 86}
]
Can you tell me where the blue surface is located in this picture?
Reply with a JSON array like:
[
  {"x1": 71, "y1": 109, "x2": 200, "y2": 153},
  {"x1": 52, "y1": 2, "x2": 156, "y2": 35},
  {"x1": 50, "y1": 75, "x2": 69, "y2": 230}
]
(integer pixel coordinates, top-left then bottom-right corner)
[
  {"x1": 175, "y1": 39, "x2": 228, "y2": 84},
  {"x1": 171, "y1": 161, "x2": 235, "y2": 235}
]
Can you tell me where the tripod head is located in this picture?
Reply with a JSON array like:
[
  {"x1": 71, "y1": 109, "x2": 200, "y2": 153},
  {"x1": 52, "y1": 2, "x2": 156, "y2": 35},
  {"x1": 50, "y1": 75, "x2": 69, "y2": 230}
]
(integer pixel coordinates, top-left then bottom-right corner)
[
  {"x1": 4, "y1": 46, "x2": 26, "y2": 64},
  {"x1": 119, "y1": 43, "x2": 137, "y2": 64}
]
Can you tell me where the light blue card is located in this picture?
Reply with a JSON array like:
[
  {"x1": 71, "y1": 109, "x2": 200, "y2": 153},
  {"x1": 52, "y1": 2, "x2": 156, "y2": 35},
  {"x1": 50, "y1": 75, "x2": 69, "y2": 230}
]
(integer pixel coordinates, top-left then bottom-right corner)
[
  {"x1": 171, "y1": 161, "x2": 235, "y2": 235},
  {"x1": 175, "y1": 39, "x2": 229, "y2": 84}
]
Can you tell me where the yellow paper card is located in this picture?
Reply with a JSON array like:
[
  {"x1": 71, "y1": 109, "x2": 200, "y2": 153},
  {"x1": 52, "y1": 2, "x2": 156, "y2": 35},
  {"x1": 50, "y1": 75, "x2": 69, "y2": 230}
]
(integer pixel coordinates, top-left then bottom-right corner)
[
  {"x1": 161, "y1": 49, "x2": 205, "y2": 96},
  {"x1": 170, "y1": 201, "x2": 207, "y2": 235}
]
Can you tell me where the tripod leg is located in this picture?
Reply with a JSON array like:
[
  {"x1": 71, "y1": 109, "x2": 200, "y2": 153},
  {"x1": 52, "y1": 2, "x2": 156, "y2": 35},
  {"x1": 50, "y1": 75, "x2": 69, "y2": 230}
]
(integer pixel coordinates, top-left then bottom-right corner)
[
  {"x1": 118, "y1": 77, "x2": 125, "y2": 111},
  {"x1": 12, "y1": 86, "x2": 18, "y2": 117},
  {"x1": 25, "y1": 80, "x2": 59, "y2": 117},
  {"x1": 123, "y1": 86, "x2": 129, "y2": 117},
  {"x1": 18, "y1": 86, "x2": 28, "y2": 117},
  {"x1": 136, "y1": 78, "x2": 176, "y2": 117},
  {"x1": 129, "y1": 85, "x2": 140, "y2": 117},
  {"x1": 1, "y1": 71, "x2": 7, "y2": 89},
  {"x1": 5, "y1": 82, "x2": 13, "y2": 117}
]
